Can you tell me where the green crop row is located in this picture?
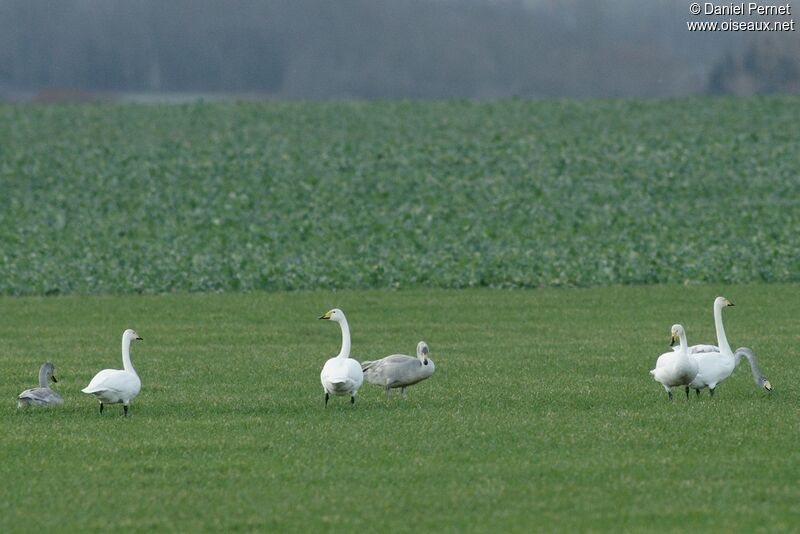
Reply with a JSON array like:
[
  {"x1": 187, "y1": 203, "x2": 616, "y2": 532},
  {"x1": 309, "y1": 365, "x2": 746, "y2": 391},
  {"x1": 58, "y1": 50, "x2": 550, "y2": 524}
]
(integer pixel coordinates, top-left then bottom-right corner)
[{"x1": 1, "y1": 98, "x2": 798, "y2": 295}]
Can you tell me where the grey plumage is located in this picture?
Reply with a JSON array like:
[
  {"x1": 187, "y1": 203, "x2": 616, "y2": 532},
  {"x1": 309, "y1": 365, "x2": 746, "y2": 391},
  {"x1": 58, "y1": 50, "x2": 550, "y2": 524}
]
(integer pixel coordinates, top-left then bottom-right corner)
[
  {"x1": 17, "y1": 362, "x2": 64, "y2": 408},
  {"x1": 734, "y1": 347, "x2": 772, "y2": 391},
  {"x1": 361, "y1": 341, "x2": 435, "y2": 397}
]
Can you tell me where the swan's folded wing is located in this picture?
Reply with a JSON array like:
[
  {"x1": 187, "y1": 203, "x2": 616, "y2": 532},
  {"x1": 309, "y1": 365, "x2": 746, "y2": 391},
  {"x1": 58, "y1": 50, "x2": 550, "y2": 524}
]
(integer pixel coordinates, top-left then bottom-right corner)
[
  {"x1": 654, "y1": 352, "x2": 673, "y2": 369},
  {"x1": 83, "y1": 369, "x2": 136, "y2": 394},
  {"x1": 372, "y1": 355, "x2": 422, "y2": 383},
  {"x1": 672, "y1": 344, "x2": 719, "y2": 354},
  {"x1": 689, "y1": 344, "x2": 719, "y2": 354},
  {"x1": 18, "y1": 387, "x2": 63, "y2": 405}
]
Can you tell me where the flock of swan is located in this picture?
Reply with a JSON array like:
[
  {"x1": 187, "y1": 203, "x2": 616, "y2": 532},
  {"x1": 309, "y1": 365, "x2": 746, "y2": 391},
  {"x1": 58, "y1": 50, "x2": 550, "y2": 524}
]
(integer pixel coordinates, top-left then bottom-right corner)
[
  {"x1": 15, "y1": 308, "x2": 436, "y2": 414},
  {"x1": 15, "y1": 297, "x2": 770, "y2": 414},
  {"x1": 651, "y1": 296, "x2": 772, "y2": 400}
]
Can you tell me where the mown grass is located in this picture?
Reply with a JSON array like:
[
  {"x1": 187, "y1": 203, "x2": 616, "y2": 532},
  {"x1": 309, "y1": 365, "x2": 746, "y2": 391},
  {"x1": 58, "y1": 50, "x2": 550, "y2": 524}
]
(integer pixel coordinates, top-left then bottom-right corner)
[
  {"x1": 1, "y1": 98, "x2": 799, "y2": 295},
  {"x1": 1, "y1": 285, "x2": 798, "y2": 531}
]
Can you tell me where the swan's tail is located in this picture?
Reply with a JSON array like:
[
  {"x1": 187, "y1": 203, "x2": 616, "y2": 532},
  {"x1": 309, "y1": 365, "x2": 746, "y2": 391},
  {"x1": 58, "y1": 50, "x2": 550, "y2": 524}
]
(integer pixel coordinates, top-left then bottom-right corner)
[
  {"x1": 327, "y1": 379, "x2": 353, "y2": 394},
  {"x1": 649, "y1": 369, "x2": 656, "y2": 376}
]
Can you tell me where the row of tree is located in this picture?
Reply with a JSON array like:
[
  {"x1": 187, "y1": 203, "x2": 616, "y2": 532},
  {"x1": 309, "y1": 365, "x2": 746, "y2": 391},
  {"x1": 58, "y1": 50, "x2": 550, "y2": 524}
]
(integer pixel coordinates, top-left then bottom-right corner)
[{"x1": 0, "y1": 0, "x2": 796, "y2": 99}]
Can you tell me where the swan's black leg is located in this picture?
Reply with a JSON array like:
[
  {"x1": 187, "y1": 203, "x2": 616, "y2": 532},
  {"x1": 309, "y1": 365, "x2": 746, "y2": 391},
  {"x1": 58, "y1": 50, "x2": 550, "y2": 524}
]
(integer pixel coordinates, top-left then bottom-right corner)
[
  {"x1": 668, "y1": 390, "x2": 673, "y2": 401},
  {"x1": 350, "y1": 394, "x2": 355, "y2": 404},
  {"x1": 99, "y1": 403, "x2": 104, "y2": 414},
  {"x1": 685, "y1": 386, "x2": 690, "y2": 400},
  {"x1": 695, "y1": 389, "x2": 701, "y2": 398},
  {"x1": 123, "y1": 405, "x2": 129, "y2": 417},
  {"x1": 325, "y1": 392, "x2": 329, "y2": 406},
  {"x1": 709, "y1": 387, "x2": 715, "y2": 397},
  {"x1": 385, "y1": 386, "x2": 391, "y2": 398}
]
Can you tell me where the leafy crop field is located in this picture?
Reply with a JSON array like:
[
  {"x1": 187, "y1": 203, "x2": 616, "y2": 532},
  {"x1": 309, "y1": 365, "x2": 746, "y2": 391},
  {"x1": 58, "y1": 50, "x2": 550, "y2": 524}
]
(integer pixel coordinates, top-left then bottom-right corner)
[
  {"x1": 1, "y1": 286, "x2": 798, "y2": 531},
  {"x1": 1, "y1": 98, "x2": 798, "y2": 296}
]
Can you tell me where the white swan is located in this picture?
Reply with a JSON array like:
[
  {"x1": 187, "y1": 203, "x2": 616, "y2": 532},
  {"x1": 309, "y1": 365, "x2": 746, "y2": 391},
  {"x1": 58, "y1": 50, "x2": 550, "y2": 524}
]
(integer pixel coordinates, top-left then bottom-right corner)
[
  {"x1": 319, "y1": 309, "x2": 363, "y2": 406},
  {"x1": 687, "y1": 297, "x2": 736, "y2": 397},
  {"x1": 82, "y1": 329, "x2": 143, "y2": 416},
  {"x1": 361, "y1": 341, "x2": 435, "y2": 397},
  {"x1": 650, "y1": 324, "x2": 699, "y2": 400},
  {"x1": 682, "y1": 346, "x2": 772, "y2": 395},
  {"x1": 17, "y1": 362, "x2": 64, "y2": 408}
]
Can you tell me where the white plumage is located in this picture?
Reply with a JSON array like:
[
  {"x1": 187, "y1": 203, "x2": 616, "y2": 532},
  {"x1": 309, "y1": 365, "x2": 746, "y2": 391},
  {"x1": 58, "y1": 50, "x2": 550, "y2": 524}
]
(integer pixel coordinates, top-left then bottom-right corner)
[
  {"x1": 650, "y1": 324, "x2": 698, "y2": 400},
  {"x1": 82, "y1": 329, "x2": 143, "y2": 416},
  {"x1": 687, "y1": 297, "x2": 736, "y2": 397},
  {"x1": 319, "y1": 309, "x2": 363, "y2": 405}
]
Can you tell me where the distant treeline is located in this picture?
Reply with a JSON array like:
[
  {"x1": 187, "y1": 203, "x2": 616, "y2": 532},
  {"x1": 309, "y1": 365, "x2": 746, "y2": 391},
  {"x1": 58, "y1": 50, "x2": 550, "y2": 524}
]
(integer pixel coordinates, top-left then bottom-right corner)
[{"x1": 0, "y1": 0, "x2": 796, "y2": 99}]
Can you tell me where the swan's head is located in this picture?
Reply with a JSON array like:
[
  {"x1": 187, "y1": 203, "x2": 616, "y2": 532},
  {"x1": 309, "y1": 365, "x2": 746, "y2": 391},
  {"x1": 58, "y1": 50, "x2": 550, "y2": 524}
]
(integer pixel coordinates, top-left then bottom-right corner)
[
  {"x1": 319, "y1": 308, "x2": 345, "y2": 323},
  {"x1": 43, "y1": 361, "x2": 57, "y2": 383},
  {"x1": 123, "y1": 329, "x2": 144, "y2": 342},
  {"x1": 715, "y1": 296, "x2": 735, "y2": 309},
  {"x1": 417, "y1": 341, "x2": 430, "y2": 365},
  {"x1": 670, "y1": 324, "x2": 684, "y2": 347}
]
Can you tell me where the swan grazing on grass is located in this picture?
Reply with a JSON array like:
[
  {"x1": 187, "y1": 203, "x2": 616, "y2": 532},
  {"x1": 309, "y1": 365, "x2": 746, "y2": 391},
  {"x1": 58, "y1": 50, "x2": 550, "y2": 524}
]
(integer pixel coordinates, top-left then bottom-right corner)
[
  {"x1": 361, "y1": 341, "x2": 435, "y2": 398},
  {"x1": 734, "y1": 347, "x2": 772, "y2": 392},
  {"x1": 650, "y1": 324, "x2": 699, "y2": 400},
  {"x1": 82, "y1": 329, "x2": 143, "y2": 417},
  {"x1": 17, "y1": 362, "x2": 64, "y2": 408},
  {"x1": 319, "y1": 309, "x2": 363, "y2": 406},
  {"x1": 687, "y1": 297, "x2": 736, "y2": 397},
  {"x1": 680, "y1": 345, "x2": 772, "y2": 395}
]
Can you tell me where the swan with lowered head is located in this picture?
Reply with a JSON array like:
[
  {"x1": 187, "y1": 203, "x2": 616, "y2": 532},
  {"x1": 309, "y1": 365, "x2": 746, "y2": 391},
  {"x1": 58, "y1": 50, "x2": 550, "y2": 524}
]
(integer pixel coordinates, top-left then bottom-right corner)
[
  {"x1": 650, "y1": 324, "x2": 699, "y2": 400},
  {"x1": 17, "y1": 362, "x2": 64, "y2": 408},
  {"x1": 361, "y1": 341, "x2": 435, "y2": 398},
  {"x1": 319, "y1": 309, "x2": 363, "y2": 406},
  {"x1": 82, "y1": 329, "x2": 143, "y2": 416},
  {"x1": 734, "y1": 347, "x2": 772, "y2": 392},
  {"x1": 683, "y1": 346, "x2": 772, "y2": 395},
  {"x1": 687, "y1": 297, "x2": 737, "y2": 397}
]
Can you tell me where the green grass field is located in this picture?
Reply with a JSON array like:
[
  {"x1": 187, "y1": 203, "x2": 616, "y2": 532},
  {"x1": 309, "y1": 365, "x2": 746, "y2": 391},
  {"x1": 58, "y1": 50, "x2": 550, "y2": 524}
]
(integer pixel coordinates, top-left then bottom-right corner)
[
  {"x1": 2, "y1": 285, "x2": 798, "y2": 531},
  {"x1": 1, "y1": 98, "x2": 799, "y2": 295}
]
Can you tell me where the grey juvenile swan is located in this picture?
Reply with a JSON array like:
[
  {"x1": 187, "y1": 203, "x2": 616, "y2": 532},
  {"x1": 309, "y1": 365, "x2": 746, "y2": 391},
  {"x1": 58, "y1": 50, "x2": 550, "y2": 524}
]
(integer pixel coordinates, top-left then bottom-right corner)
[
  {"x1": 17, "y1": 362, "x2": 64, "y2": 408},
  {"x1": 361, "y1": 341, "x2": 435, "y2": 397}
]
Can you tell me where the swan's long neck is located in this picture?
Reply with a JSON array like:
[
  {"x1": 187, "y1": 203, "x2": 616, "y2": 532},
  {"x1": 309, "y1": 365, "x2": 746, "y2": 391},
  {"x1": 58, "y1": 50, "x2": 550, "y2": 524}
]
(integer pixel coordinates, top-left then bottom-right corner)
[
  {"x1": 337, "y1": 318, "x2": 351, "y2": 359},
  {"x1": 122, "y1": 336, "x2": 137, "y2": 374},
  {"x1": 38, "y1": 366, "x2": 49, "y2": 388},
  {"x1": 677, "y1": 331, "x2": 689, "y2": 359},
  {"x1": 713, "y1": 302, "x2": 733, "y2": 357},
  {"x1": 737, "y1": 349, "x2": 763, "y2": 384}
]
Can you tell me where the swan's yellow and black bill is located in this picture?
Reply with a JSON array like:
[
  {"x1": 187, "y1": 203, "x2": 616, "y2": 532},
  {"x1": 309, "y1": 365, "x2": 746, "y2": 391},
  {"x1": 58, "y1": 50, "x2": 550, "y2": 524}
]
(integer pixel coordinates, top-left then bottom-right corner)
[
  {"x1": 136, "y1": 336, "x2": 143, "y2": 340},
  {"x1": 319, "y1": 310, "x2": 333, "y2": 320},
  {"x1": 51, "y1": 375, "x2": 58, "y2": 383},
  {"x1": 670, "y1": 333, "x2": 678, "y2": 347},
  {"x1": 725, "y1": 299, "x2": 735, "y2": 307},
  {"x1": 764, "y1": 380, "x2": 772, "y2": 391}
]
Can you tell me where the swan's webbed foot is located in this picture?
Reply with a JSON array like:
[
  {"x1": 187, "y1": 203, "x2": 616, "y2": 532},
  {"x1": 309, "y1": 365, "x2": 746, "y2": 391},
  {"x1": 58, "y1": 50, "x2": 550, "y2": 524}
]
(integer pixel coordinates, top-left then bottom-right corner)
[
  {"x1": 123, "y1": 405, "x2": 129, "y2": 417},
  {"x1": 685, "y1": 386, "x2": 690, "y2": 400},
  {"x1": 668, "y1": 390, "x2": 673, "y2": 401},
  {"x1": 99, "y1": 403, "x2": 104, "y2": 415},
  {"x1": 324, "y1": 392, "x2": 329, "y2": 406}
]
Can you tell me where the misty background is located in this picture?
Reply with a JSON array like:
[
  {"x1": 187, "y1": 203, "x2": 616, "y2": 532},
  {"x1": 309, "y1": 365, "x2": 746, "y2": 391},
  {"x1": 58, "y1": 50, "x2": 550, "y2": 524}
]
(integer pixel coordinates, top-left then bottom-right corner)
[{"x1": 0, "y1": 0, "x2": 798, "y2": 101}]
